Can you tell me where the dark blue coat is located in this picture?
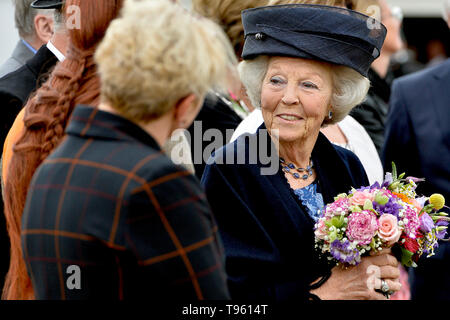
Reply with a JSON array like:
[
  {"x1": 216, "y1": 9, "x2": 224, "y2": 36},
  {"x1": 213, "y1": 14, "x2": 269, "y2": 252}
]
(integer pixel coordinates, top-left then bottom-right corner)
[
  {"x1": 382, "y1": 59, "x2": 450, "y2": 300},
  {"x1": 201, "y1": 124, "x2": 369, "y2": 301}
]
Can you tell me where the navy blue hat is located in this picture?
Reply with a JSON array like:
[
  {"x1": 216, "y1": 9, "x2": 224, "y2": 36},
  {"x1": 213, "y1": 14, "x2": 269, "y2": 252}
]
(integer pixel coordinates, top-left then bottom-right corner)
[
  {"x1": 241, "y1": 4, "x2": 387, "y2": 77},
  {"x1": 31, "y1": 0, "x2": 64, "y2": 9}
]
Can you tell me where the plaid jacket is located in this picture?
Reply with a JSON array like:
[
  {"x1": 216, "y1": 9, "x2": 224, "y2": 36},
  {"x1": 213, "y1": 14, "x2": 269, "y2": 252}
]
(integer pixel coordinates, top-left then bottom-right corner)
[{"x1": 21, "y1": 105, "x2": 229, "y2": 300}]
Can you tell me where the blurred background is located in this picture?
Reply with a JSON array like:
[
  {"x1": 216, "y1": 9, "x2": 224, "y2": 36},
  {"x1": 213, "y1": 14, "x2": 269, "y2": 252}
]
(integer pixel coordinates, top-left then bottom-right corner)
[
  {"x1": 0, "y1": 0, "x2": 18, "y2": 64},
  {"x1": 0, "y1": 0, "x2": 449, "y2": 72}
]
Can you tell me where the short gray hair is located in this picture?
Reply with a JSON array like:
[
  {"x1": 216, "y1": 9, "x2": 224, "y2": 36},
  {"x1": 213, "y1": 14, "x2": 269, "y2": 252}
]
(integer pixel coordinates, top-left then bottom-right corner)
[
  {"x1": 13, "y1": 0, "x2": 53, "y2": 38},
  {"x1": 13, "y1": 0, "x2": 38, "y2": 37},
  {"x1": 239, "y1": 55, "x2": 370, "y2": 126}
]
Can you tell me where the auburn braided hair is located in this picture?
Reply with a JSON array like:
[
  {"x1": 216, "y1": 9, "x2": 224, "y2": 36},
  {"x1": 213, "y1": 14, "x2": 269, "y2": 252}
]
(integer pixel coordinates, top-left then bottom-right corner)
[{"x1": 2, "y1": 0, "x2": 124, "y2": 300}]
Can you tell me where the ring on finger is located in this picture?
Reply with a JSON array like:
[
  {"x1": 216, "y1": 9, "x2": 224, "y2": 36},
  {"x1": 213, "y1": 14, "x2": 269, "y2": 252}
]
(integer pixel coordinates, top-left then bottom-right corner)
[{"x1": 380, "y1": 279, "x2": 391, "y2": 299}]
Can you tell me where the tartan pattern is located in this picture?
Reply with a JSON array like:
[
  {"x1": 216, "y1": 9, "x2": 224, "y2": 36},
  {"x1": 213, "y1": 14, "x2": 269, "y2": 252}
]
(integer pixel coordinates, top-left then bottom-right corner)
[{"x1": 21, "y1": 105, "x2": 229, "y2": 300}]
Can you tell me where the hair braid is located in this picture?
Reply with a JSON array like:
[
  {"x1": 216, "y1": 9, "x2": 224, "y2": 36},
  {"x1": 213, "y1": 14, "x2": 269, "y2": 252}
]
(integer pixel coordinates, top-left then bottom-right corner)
[{"x1": 40, "y1": 55, "x2": 87, "y2": 161}]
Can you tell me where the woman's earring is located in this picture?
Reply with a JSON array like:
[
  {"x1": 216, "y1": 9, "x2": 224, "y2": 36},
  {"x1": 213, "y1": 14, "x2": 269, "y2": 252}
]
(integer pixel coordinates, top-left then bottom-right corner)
[{"x1": 328, "y1": 110, "x2": 333, "y2": 120}]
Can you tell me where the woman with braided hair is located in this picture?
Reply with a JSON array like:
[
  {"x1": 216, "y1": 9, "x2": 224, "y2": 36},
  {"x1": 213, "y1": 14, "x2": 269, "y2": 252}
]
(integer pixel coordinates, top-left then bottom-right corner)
[{"x1": 1, "y1": 0, "x2": 125, "y2": 300}]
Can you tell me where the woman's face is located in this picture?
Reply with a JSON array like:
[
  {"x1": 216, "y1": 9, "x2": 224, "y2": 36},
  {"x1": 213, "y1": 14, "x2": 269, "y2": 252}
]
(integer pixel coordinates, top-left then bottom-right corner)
[{"x1": 261, "y1": 56, "x2": 333, "y2": 144}]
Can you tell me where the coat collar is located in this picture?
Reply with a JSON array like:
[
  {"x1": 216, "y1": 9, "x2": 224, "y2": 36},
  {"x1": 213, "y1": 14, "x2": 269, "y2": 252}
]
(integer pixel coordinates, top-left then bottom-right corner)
[
  {"x1": 432, "y1": 58, "x2": 450, "y2": 80},
  {"x1": 28, "y1": 45, "x2": 59, "y2": 84},
  {"x1": 66, "y1": 105, "x2": 162, "y2": 151},
  {"x1": 256, "y1": 122, "x2": 358, "y2": 205},
  {"x1": 12, "y1": 40, "x2": 35, "y2": 65}
]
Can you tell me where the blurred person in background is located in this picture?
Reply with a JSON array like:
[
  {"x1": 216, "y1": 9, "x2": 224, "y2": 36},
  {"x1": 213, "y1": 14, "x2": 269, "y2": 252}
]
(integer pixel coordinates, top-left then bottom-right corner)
[
  {"x1": 382, "y1": 0, "x2": 450, "y2": 301},
  {"x1": 390, "y1": 46, "x2": 424, "y2": 78},
  {"x1": 1, "y1": 0, "x2": 124, "y2": 300},
  {"x1": 0, "y1": 0, "x2": 67, "y2": 150},
  {"x1": 187, "y1": 0, "x2": 269, "y2": 180},
  {"x1": 350, "y1": 0, "x2": 404, "y2": 155},
  {"x1": 0, "y1": 0, "x2": 65, "y2": 296},
  {"x1": 21, "y1": 0, "x2": 234, "y2": 300},
  {"x1": 426, "y1": 39, "x2": 448, "y2": 67},
  {"x1": 0, "y1": 0, "x2": 55, "y2": 78}
]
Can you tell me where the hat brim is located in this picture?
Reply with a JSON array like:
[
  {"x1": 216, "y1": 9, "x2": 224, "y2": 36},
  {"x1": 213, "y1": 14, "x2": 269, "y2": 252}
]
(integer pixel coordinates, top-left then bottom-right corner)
[
  {"x1": 31, "y1": 0, "x2": 64, "y2": 9},
  {"x1": 241, "y1": 4, "x2": 386, "y2": 77}
]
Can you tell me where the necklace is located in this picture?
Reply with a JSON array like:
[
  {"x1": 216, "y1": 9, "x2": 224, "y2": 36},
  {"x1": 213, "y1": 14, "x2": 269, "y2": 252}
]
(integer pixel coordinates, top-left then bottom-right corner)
[{"x1": 280, "y1": 157, "x2": 314, "y2": 180}]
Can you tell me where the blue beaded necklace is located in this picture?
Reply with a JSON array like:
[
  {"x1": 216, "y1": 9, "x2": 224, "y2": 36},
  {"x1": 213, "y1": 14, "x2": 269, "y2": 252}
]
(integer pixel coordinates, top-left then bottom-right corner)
[{"x1": 280, "y1": 157, "x2": 314, "y2": 180}]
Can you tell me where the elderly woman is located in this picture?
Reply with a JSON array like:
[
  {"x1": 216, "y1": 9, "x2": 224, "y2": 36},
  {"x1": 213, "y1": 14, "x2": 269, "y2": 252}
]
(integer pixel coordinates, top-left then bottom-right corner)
[
  {"x1": 201, "y1": 4, "x2": 401, "y2": 300},
  {"x1": 230, "y1": 0, "x2": 385, "y2": 185},
  {"x1": 20, "y1": 0, "x2": 235, "y2": 300}
]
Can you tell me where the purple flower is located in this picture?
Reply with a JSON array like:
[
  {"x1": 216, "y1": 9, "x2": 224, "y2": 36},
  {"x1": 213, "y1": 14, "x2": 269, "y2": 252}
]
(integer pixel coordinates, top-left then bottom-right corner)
[
  {"x1": 419, "y1": 213, "x2": 435, "y2": 233},
  {"x1": 330, "y1": 239, "x2": 361, "y2": 265},
  {"x1": 371, "y1": 182, "x2": 381, "y2": 189},
  {"x1": 355, "y1": 182, "x2": 381, "y2": 193},
  {"x1": 406, "y1": 176, "x2": 425, "y2": 183},
  {"x1": 382, "y1": 172, "x2": 393, "y2": 188},
  {"x1": 436, "y1": 220, "x2": 449, "y2": 240},
  {"x1": 373, "y1": 197, "x2": 402, "y2": 218}
]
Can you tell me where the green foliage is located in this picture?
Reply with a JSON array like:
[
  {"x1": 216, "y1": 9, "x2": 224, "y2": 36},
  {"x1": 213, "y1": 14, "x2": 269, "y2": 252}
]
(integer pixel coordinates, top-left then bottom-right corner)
[
  {"x1": 363, "y1": 199, "x2": 373, "y2": 210},
  {"x1": 374, "y1": 192, "x2": 389, "y2": 205},
  {"x1": 400, "y1": 247, "x2": 416, "y2": 267},
  {"x1": 325, "y1": 215, "x2": 346, "y2": 229},
  {"x1": 392, "y1": 162, "x2": 397, "y2": 181}
]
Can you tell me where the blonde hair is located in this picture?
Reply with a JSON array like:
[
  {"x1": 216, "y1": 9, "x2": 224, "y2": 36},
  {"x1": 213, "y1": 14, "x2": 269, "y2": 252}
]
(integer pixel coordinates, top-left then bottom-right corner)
[
  {"x1": 239, "y1": 56, "x2": 370, "y2": 125},
  {"x1": 268, "y1": 0, "x2": 346, "y2": 6},
  {"x1": 95, "y1": 0, "x2": 237, "y2": 122},
  {"x1": 351, "y1": 0, "x2": 381, "y2": 18},
  {"x1": 192, "y1": 0, "x2": 270, "y2": 56}
]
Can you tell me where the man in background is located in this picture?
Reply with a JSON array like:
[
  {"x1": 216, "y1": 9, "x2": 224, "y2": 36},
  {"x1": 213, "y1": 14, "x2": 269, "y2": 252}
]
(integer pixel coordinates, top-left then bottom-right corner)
[
  {"x1": 382, "y1": 0, "x2": 450, "y2": 300},
  {"x1": 0, "y1": 0, "x2": 55, "y2": 78},
  {"x1": 0, "y1": 0, "x2": 66, "y2": 146},
  {"x1": 0, "y1": 0, "x2": 65, "y2": 294}
]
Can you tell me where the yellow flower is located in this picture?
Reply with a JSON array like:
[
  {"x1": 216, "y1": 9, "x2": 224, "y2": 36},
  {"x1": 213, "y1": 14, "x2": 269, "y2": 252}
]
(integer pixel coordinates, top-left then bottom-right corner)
[{"x1": 429, "y1": 194, "x2": 445, "y2": 210}]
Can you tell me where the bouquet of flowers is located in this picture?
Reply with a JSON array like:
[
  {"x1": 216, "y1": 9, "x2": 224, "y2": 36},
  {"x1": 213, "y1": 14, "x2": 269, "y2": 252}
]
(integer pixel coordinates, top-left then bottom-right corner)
[{"x1": 314, "y1": 163, "x2": 449, "y2": 267}]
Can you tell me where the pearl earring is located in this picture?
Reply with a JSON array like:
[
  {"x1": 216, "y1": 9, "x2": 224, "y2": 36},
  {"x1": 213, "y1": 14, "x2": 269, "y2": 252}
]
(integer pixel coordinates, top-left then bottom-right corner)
[{"x1": 328, "y1": 110, "x2": 333, "y2": 120}]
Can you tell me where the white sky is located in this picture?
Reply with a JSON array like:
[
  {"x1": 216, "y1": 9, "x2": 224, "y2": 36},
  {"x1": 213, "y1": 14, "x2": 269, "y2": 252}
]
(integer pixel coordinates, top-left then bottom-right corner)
[{"x1": 0, "y1": 0, "x2": 19, "y2": 64}]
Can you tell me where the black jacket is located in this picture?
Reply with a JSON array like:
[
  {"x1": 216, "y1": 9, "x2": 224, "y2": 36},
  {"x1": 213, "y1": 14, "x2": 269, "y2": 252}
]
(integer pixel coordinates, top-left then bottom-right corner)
[
  {"x1": 187, "y1": 94, "x2": 243, "y2": 180},
  {"x1": 0, "y1": 44, "x2": 58, "y2": 145},
  {"x1": 350, "y1": 68, "x2": 392, "y2": 155}
]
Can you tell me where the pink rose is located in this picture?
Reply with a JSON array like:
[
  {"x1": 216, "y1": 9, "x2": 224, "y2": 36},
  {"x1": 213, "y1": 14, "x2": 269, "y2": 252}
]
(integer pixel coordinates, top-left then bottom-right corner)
[
  {"x1": 314, "y1": 219, "x2": 328, "y2": 240},
  {"x1": 346, "y1": 210, "x2": 378, "y2": 245},
  {"x1": 350, "y1": 190, "x2": 375, "y2": 206},
  {"x1": 409, "y1": 199, "x2": 423, "y2": 213},
  {"x1": 378, "y1": 214, "x2": 401, "y2": 246}
]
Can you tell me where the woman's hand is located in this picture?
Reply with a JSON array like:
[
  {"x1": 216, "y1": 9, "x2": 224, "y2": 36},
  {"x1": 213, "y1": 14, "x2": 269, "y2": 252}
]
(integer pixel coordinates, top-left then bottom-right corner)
[{"x1": 311, "y1": 249, "x2": 402, "y2": 300}]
